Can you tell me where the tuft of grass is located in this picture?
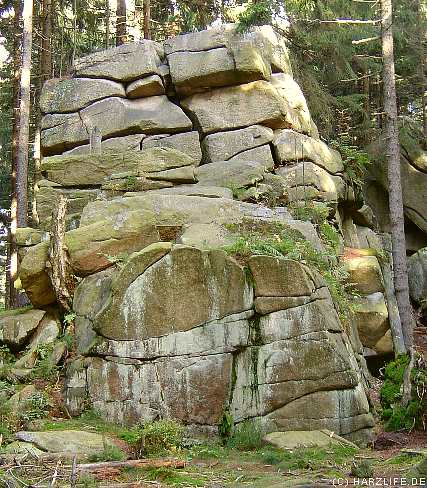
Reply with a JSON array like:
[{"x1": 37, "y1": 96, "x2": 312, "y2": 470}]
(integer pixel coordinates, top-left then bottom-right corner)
[
  {"x1": 227, "y1": 420, "x2": 264, "y2": 451},
  {"x1": 87, "y1": 443, "x2": 126, "y2": 462},
  {"x1": 351, "y1": 459, "x2": 374, "y2": 478},
  {"x1": 222, "y1": 219, "x2": 354, "y2": 324},
  {"x1": 119, "y1": 419, "x2": 185, "y2": 457}
]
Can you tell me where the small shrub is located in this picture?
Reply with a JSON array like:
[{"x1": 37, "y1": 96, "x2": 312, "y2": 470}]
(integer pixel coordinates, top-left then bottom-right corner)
[
  {"x1": 380, "y1": 354, "x2": 426, "y2": 431},
  {"x1": 77, "y1": 473, "x2": 99, "y2": 487},
  {"x1": 88, "y1": 443, "x2": 126, "y2": 462},
  {"x1": 289, "y1": 201, "x2": 330, "y2": 224},
  {"x1": 121, "y1": 419, "x2": 185, "y2": 456},
  {"x1": 227, "y1": 420, "x2": 263, "y2": 451},
  {"x1": 142, "y1": 419, "x2": 184, "y2": 455},
  {"x1": 218, "y1": 410, "x2": 233, "y2": 443},
  {"x1": 351, "y1": 459, "x2": 374, "y2": 478},
  {"x1": 19, "y1": 391, "x2": 52, "y2": 422}
]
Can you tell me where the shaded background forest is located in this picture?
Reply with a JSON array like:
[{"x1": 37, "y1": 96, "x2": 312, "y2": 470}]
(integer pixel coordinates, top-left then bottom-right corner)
[{"x1": 0, "y1": 0, "x2": 425, "y2": 308}]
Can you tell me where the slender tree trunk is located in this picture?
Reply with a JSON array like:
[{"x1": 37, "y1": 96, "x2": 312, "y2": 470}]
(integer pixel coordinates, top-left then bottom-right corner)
[
  {"x1": 16, "y1": 0, "x2": 33, "y2": 229},
  {"x1": 32, "y1": 0, "x2": 52, "y2": 226},
  {"x1": 116, "y1": 0, "x2": 127, "y2": 46},
  {"x1": 381, "y1": 0, "x2": 414, "y2": 351},
  {"x1": 105, "y1": 0, "x2": 110, "y2": 48},
  {"x1": 7, "y1": 0, "x2": 22, "y2": 308},
  {"x1": 143, "y1": 0, "x2": 151, "y2": 39}
]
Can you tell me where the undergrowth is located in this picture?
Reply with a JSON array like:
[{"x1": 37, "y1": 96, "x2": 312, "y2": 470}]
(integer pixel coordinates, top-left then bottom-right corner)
[{"x1": 380, "y1": 353, "x2": 427, "y2": 431}]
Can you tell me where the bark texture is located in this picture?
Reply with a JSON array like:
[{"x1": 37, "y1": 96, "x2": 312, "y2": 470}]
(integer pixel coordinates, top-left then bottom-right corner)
[{"x1": 381, "y1": 0, "x2": 414, "y2": 351}]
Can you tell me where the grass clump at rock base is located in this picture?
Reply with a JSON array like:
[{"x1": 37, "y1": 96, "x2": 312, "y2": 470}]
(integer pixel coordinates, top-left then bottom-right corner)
[
  {"x1": 119, "y1": 419, "x2": 185, "y2": 457},
  {"x1": 380, "y1": 353, "x2": 427, "y2": 431}
]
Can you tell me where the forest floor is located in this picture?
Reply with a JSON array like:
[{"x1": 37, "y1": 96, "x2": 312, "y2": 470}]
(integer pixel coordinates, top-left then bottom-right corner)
[{"x1": 0, "y1": 417, "x2": 425, "y2": 488}]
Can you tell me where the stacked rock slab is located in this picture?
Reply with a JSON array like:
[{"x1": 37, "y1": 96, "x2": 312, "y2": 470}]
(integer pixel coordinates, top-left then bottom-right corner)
[{"x1": 20, "y1": 25, "x2": 377, "y2": 444}]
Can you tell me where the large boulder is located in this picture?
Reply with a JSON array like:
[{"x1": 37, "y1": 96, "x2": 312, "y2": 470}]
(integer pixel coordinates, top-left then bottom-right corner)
[
  {"x1": 41, "y1": 96, "x2": 192, "y2": 155},
  {"x1": 41, "y1": 147, "x2": 197, "y2": 186},
  {"x1": 368, "y1": 122, "x2": 427, "y2": 234},
  {"x1": 0, "y1": 308, "x2": 46, "y2": 349},
  {"x1": 167, "y1": 46, "x2": 270, "y2": 96},
  {"x1": 15, "y1": 430, "x2": 120, "y2": 458},
  {"x1": 202, "y1": 125, "x2": 274, "y2": 162},
  {"x1": 65, "y1": 210, "x2": 160, "y2": 276},
  {"x1": 353, "y1": 292, "x2": 390, "y2": 350},
  {"x1": 19, "y1": 242, "x2": 56, "y2": 307},
  {"x1": 276, "y1": 161, "x2": 345, "y2": 203},
  {"x1": 93, "y1": 244, "x2": 253, "y2": 340},
  {"x1": 342, "y1": 251, "x2": 384, "y2": 295},
  {"x1": 73, "y1": 41, "x2": 164, "y2": 82},
  {"x1": 273, "y1": 129, "x2": 343, "y2": 174},
  {"x1": 164, "y1": 24, "x2": 292, "y2": 76},
  {"x1": 62, "y1": 131, "x2": 203, "y2": 165},
  {"x1": 181, "y1": 80, "x2": 310, "y2": 136},
  {"x1": 40, "y1": 77, "x2": 125, "y2": 114},
  {"x1": 408, "y1": 247, "x2": 427, "y2": 303}
]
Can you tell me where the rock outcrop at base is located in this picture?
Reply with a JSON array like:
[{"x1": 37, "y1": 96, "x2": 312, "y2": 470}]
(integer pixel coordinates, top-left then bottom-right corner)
[{"x1": 9, "y1": 24, "x2": 387, "y2": 445}]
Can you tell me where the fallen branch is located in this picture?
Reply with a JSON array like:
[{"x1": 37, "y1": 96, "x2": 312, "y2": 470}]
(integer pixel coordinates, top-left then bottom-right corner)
[{"x1": 77, "y1": 458, "x2": 186, "y2": 473}]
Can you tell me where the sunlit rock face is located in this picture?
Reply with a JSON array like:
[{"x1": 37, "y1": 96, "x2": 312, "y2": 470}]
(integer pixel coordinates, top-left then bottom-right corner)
[{"x1": 17, "y1": 24, "x2": 386, "y2": 446}]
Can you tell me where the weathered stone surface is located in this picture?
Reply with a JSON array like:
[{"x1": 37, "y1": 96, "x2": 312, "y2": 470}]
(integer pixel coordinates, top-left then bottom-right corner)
[
  {"x1": 15, "y1": 228, "x2": 49, "y2": 247},
  {"x1": 265, "y1": 385, "x2": 374, "y2": 441},
  {"x1": 95, "y1": 245, "x2": 252, "y2": 340},
  {"x1": 27, "y1": 314, "x2": 60, "y2": 350},
  {"x1": 0, "y1": 309, "x2": 45, "y2": 348},
  {"x1": 6, "y1": 385, "x2": 36, "y2": 411},
  {"x1": 408, "y1": 247, "x2": 427, "y2": 303},
  {"x1": 73, "y1": 41, "x2": 163, "y2": 82},
  {"x1": 19, "y1": 242, "x2": 55, "y2": 307},
  {"x1": 41, "y1": 96, "x2": 192, "y2": 154},
  {"x1": 2, "y1": 441, "x2": 45, "y2": 457},
  {"x1": 254, "y1": 287, "x2": 330, "y2": 315},
  {"x1": 354, "y1": 292, "x2": 389, "y2": 349},
  {"x1": 65, "y1": 210, "x2": 160, "y2": 276},
  {"x1": 36, "y1": 185, "x2": 99, "y2": 231},
  {"x1": 141, "y1": 132, "x2": 202, "y2": 165},
  {"x1": 168, "y1": 46, "x2": 269, "y2": 96},
  {"x1": 263, "y1": 430, "x2": 358, "y2": 449},
  {"x1": 276, "y1": 161, "x2": 346, "y2": 203},
  {"x1": 228, "y1": 145, "x2": 275, "y2": 169},
  {"x1": 202, "y1": 125, "x2": 274, "y2": 162},
  {"x1": 249, "y1": 257, "x2": 316, "y2": 297},
  {"x1": 368, "y1": 123, "x2": 427, "y2": 234},
  {"x1": 273, "y1": 129, "x2": 343, "y2": 174},
  {"x1": 126, "y1": 75, "x2": 165, "y2": 98},
  {"x1": 63, "y1": 134, "x2": 144, "y2": 155},
  {"x1": 164, "y1": 24, "x2": 292, "y2": 75},
  {"x1": 343, "y1": 253, "x2": 384, "y2": 295},
  {"x1": 102, "y1": 176, "x2": 172, "y2": 192},
  {"x1": 41, "y1": 147, "x2": 197, "y2": 186},
  {"x1": 148, "y1": 165, "x2": 196, "y2": 183},
  {"x1": 374, "y1": 329, "x2": 393, "y2": 356},
  {"x1": 147, "y1": 185, "x2": 233, "y2": 199},
  {"x1": 40, "y1": 77, "x2": 125, "y2": 114},
  {"x1": 270, "y1": 74, "x2": 314, "y2": 136},
  {"x1": 181, "y1": 80, "x2": 306, "y2": 135},
  {"x1": 196, "y1": 159, "x2": 268, "y2": 188},
  {"x1": 15, "y1": 430, "x2": 119, "y2": 457}
]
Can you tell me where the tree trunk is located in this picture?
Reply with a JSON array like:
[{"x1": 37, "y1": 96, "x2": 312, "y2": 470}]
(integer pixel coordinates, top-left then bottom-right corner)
[
  {"x1": 7, "y1": 0, "x2": 22, "y2": 308},
  {"x1": 381, "y1": 0, "x2": 414, "y2": 351},
  {"x1": 116, "y1": 0, "x2": 127, "y2": 46},
  {"x1": 105, "y1": 0, "x2": 110, "y2": 48},
  {"x1": 143, "y1": 0, "x2": 151, "y2": 39},
  {"x1": 47, "y1": 196, "x2": 75, "y2": 311},
  {"x1": 16, "y1": 0, "x2": 33, "y2": 228}
]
